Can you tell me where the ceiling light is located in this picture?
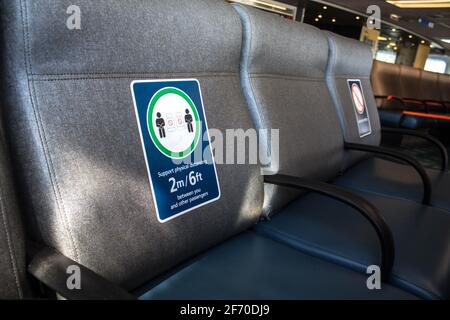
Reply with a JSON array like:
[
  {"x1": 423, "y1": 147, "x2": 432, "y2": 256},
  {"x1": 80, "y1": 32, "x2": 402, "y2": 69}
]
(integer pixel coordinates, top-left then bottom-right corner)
[
  {"x1": 394, "y1": 47, "x2": 398, "y2": 50},
  {"x1": 318, "y1": 14, "x2": 323, "y2": 18},
  {"x1": 421, "y1": 40, "x2": 426, "y2": 44},
  {"x1": 386, "y1": 1, "x2": 450, "y2": 9},
  {"x1": 389, "y1": 42, "x2": 397, "y2": 47},
  {"x1": 356, "y1": 16, "x2": 361, "y2": 20},
  {"x1": 332, "y1": 18, "x2": 336, "y2": 23},
  {"x1": 442, "y1": 38, "x2": 450, "y2": 43},
  {"x1": 392, "y1": 28, "x2": 396, "y2": 32},
  {"x1": 408, "y1": 35, "x2": 413, "y2": 39},
  {"x1": 229, "y1": 0, "x2": 297, "y2": 17},
  {"x1": 378, "y1": 36, "x2": 388, "y2": 41},
  {"x1": 323, "y1": 6, "x2": 327, "y2": 9},
  {"x1": 315, "y1": 18, "x2": 319, "y2": 22},
  {"x1": 390, "y1": 14, "x2": 400, "y2": 21},
  {"x1": 251, "y1": 0, "x2": 287, "y2": 11}
]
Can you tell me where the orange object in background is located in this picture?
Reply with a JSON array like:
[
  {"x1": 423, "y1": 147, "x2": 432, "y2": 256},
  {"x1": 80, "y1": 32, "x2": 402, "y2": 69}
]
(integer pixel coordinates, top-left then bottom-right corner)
[{"x1": 403, "y1": 111, "x2": 450, "y2": 121}]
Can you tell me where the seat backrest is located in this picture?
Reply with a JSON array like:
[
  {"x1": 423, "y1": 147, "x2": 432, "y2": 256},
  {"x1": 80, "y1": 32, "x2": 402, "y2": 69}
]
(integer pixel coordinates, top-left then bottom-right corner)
[
  {"x1": 420, "y1": 70, "x2": 445, "y2": 113},
  {"x1": 0, "y1": 117, "x2": 28, "y2": 299},
  {"x1": 371, "y1": 60, "x2": 401, "y2": 107},
  {"x1": 233, "y1": 4, "x2": 345, "y2": 216},
  {"x1": 439, "y1": 73, "x2": 450, "y2": 104},
  {"x1": 420, "y1": 70, "x2": 440, "y2": 101},
  {"x1": 399, "y1": 64, "x2": 422, "y2": 97},
  {"x1": 0, "y1": 0, "x2": 263, "y2": 290},
  {"x1": 398, "y1": 65, "x2": 426, "y2": 111},
  {"x1": 325, "y1": 32, "x2": 381, "y2": 168}
]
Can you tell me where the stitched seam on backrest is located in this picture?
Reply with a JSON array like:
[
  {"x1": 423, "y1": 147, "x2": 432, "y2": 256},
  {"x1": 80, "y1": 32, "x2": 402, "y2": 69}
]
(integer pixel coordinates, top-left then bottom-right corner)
[
  {"x1": 20, "y1": 0, "x2": 80, "y2": 260},
  {"x1": 0, "y1": 173, "x2": 23, "y2": 298},
  {"x1": 234, "y1": 5, "x2": 272, "y2": 162},
  {"x1": 326, "y1": 34, "x2": 349, "y2": 142}
]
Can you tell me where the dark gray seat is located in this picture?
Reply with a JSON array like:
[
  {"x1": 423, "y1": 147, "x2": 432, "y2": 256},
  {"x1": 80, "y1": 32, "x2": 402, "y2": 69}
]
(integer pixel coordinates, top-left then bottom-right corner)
[
  {"x1": 325, "y1": 32, "x2": 450, "y2": 213},
  {"x1": 0, "y1": 0, "x2": 416, "y2": 300},
  {"x1": 255, "y1": 191, "x2": 450, "y2": 300},
  {"x1": 233, "y1": 4, "x2": 450, "y2": 299},
  {"x1": 0, "y1": 118, "x2": 28, "y2": 299},
  {"x1": 140, "y1": 232, "x2": 417, "y2": 300},
  {"x1": 335, "y1": 157, "x2": 450, "y2": 210}
]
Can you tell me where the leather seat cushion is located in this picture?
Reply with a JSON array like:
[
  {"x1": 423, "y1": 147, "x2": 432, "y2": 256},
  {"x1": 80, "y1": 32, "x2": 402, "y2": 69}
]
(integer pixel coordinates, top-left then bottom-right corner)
[
  {"x1": 139, "y1": 232, "x2": 417, "y2": 300},
  {"x1": 255, "y1": 190, "x2": 450, "y2": 300},
  {"x1": 336, "y1": 157, "x2": 450, "y2": 211}
]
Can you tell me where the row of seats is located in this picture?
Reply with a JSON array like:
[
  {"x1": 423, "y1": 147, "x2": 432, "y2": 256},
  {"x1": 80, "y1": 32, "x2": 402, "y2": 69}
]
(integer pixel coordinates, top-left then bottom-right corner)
[
  {"x1": 0, "y1": 0, "x2": 449, "y2": 300},
  {"x1": 372, "y1": 60, "x2": 450, "y2": 113}
]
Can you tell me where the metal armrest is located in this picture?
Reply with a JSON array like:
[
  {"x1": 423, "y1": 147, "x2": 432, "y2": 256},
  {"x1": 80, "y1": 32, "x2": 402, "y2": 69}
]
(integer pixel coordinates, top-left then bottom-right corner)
[
  {"x1": 382, "y1": 127, "x2": 448, "y2": 171},
  {"x1": 264, "y1": 174, "x2": 395, "y2": 282},
  {"x1": 28, "y1": 246, "x2": 135, "y2": 300},
  {"x1": 345, "y1": 143, "x2": 432, "y2": 205}
]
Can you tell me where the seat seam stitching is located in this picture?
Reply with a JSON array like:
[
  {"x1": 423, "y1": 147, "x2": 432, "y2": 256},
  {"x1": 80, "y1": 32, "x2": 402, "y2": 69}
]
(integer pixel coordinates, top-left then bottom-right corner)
[
  {"x1": 21, "y1": 0, "x2": 80, "y2": 260},
  {"x1": 249, "y1": 74, "x2": 324, "y2": 82},
  {"x1": 0, "y1": 181, "x2": 23, "y2": 298},
  {"x1": 30, "y1": 74, "x2": 239, "y2": 82},
  {"x1": 30, "y1": 71, "x2": 237, "y2": 77}
]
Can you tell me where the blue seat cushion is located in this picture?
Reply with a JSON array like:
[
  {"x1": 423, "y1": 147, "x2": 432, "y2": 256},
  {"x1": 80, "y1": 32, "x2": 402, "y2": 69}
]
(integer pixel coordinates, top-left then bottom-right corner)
[
  {"x1": 255, "y1": 191, "x2": 450, "y2": 300},
  {"x1": 138, "y1": 232, "x2": 416, "y2": 300},
  {"x1": 336, "y1": 157, "x2": 450, "y2": 211}
]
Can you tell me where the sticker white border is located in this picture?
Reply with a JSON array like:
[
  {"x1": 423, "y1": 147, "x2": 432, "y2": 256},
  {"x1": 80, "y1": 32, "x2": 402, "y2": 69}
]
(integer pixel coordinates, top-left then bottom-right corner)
[
  {"x1": 347, "y1": 79, "x2": 372, "y2": 138},
  {"x1": 130, "y1": 79, "x2": 221, "y2": 224}
]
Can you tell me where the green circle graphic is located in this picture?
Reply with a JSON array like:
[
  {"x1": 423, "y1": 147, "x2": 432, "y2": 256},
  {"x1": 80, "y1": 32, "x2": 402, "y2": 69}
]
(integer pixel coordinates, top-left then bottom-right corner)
[{"x1": 147, "y1": 87, "x2": 201, "y2": 159}]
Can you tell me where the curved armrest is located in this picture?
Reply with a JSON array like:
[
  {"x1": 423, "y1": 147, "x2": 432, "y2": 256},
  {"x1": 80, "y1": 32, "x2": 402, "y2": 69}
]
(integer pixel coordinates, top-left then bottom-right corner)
[
  {"x1": 382, "y1": 127, "x2": 448, "y2": 171},
  {"x1": 28, "y1": 246, "x2": 135, "y2": 300},
  {"x1": 345, "y1": 142, "x2": 432, "y2": 205},
  {"x1": 264, "y1": 174, "x2": 395, "y2": 282}
]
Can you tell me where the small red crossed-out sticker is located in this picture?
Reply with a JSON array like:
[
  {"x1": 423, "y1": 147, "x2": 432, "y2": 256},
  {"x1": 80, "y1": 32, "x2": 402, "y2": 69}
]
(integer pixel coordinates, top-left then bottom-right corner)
[{"x1": 352, "y1": 83, "x2": 365, "y2": 115}]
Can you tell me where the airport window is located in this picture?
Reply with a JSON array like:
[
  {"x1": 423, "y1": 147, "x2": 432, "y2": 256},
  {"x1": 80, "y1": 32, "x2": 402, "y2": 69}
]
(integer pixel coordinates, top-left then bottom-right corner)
[
  {"x1": 424, "y1": 57, "x2": 448, "y2": 74},
  {"x1": 375, "y1": 50, "x2": 397, "y2": 64}
]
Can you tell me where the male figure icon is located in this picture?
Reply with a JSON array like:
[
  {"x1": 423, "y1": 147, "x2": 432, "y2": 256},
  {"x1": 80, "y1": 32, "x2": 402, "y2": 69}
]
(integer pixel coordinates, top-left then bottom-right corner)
[
  {"x1": 156, "y1": 112, "x2": 166, "y2": 138},
  {"x1": 185, "y1": 109, "x2": 194, "y2": 133}
]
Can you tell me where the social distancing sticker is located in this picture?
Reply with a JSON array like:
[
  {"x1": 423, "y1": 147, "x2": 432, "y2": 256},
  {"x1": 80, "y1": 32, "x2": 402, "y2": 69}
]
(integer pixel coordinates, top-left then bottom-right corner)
[
  {"x1": 131, "y1": 79, "x2": 220, "y2": 223},
  {"x1": 347, "y1": 79, "x2": 371, "y2": 138}
]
